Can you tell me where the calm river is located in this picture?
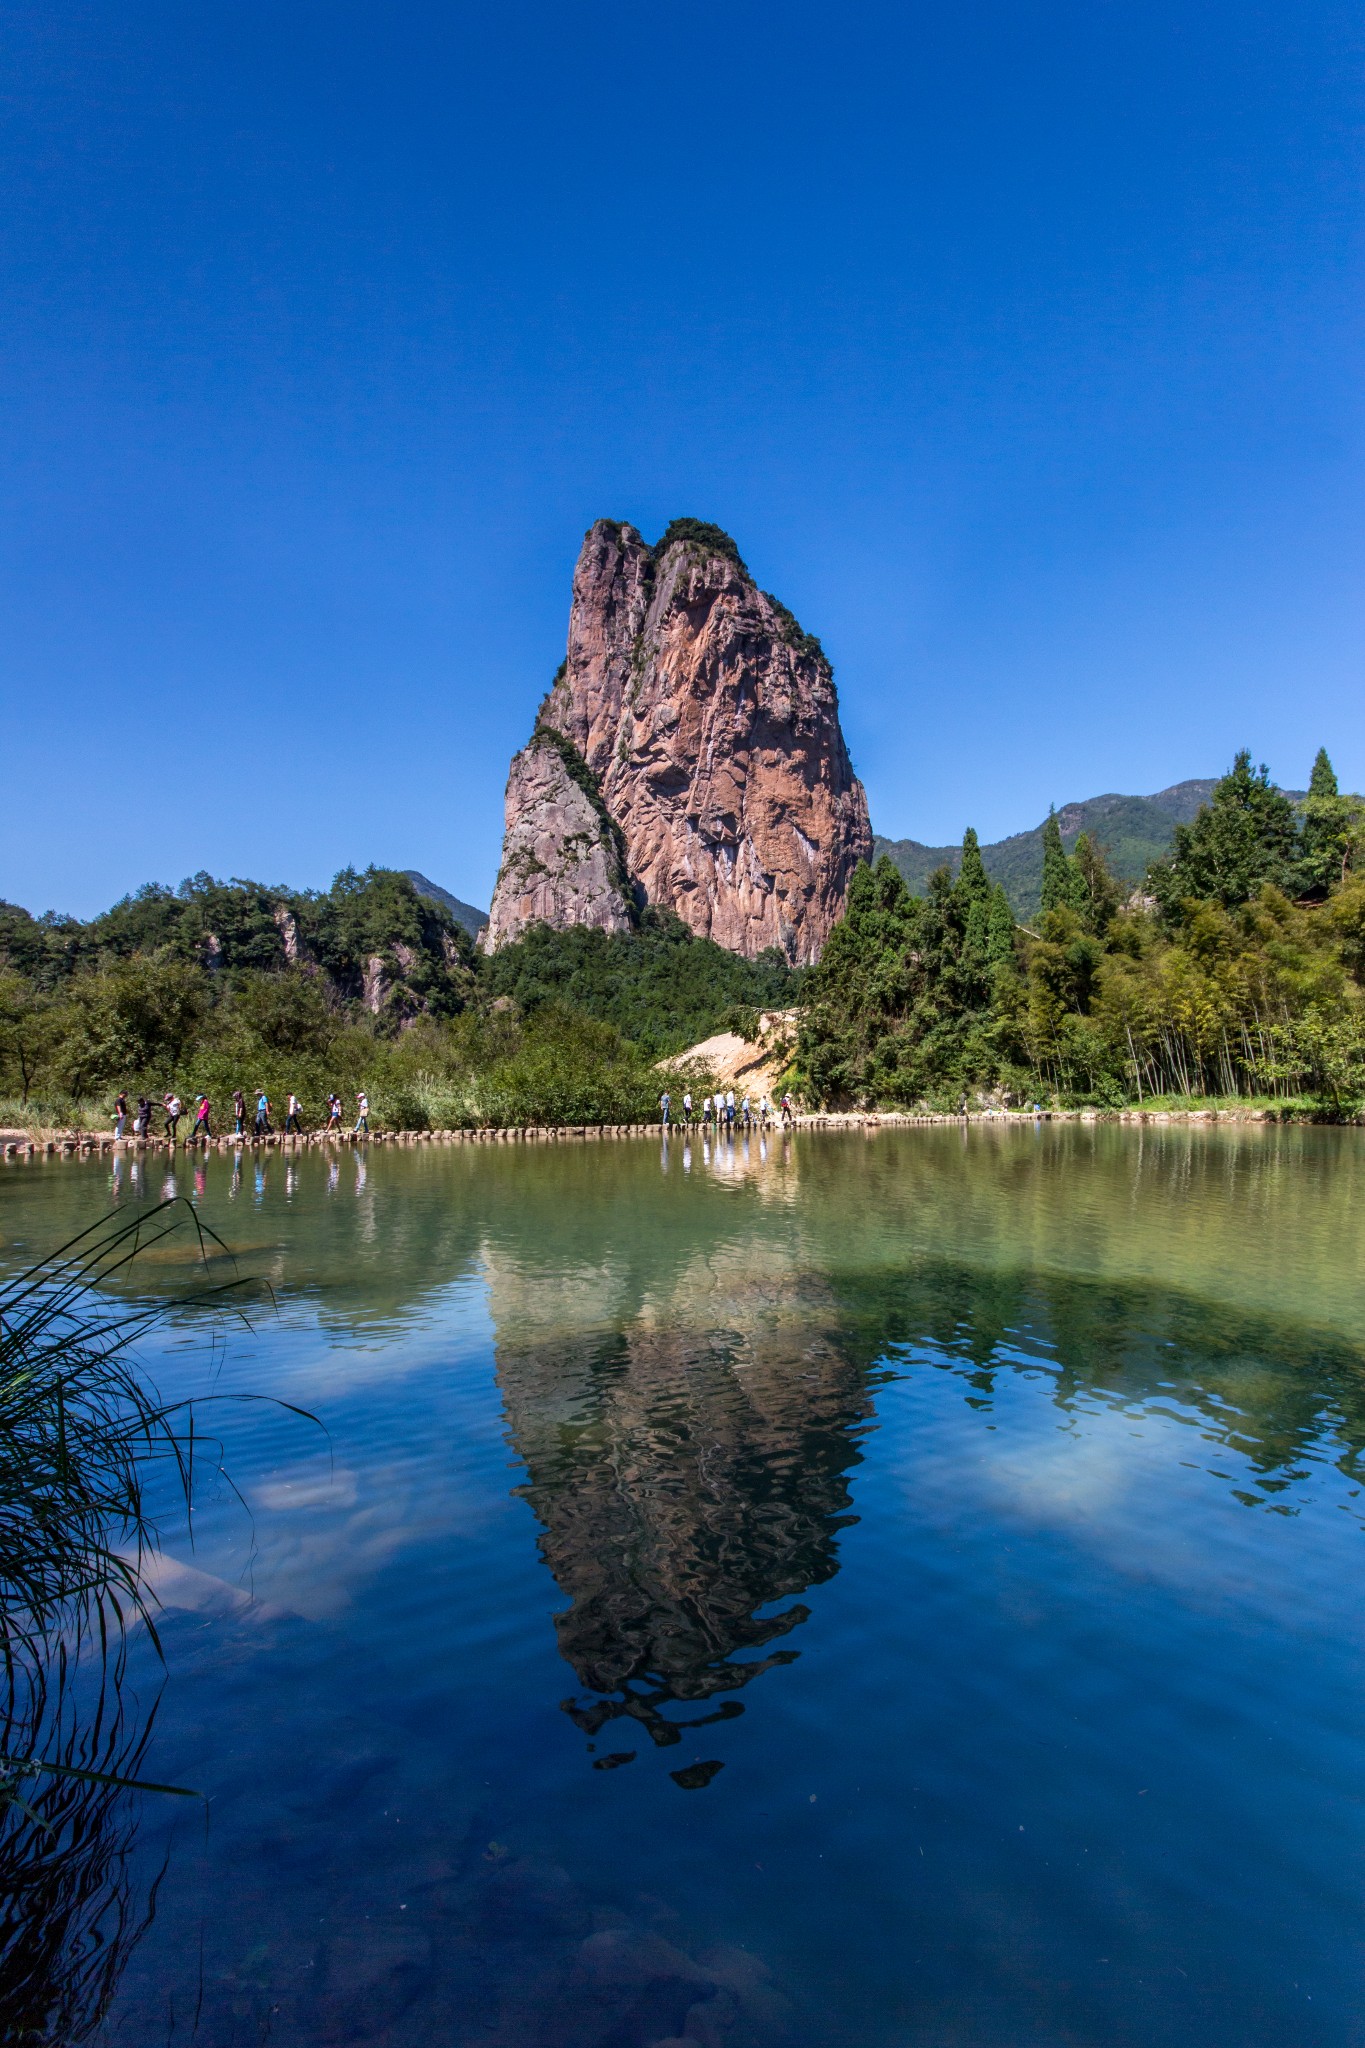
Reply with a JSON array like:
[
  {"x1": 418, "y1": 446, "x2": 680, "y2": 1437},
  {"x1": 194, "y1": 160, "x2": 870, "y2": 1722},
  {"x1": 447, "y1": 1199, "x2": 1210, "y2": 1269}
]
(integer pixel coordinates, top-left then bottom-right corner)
[{"x1": 4, "y1": 1123, "x2": 1365, "y2": 2046}]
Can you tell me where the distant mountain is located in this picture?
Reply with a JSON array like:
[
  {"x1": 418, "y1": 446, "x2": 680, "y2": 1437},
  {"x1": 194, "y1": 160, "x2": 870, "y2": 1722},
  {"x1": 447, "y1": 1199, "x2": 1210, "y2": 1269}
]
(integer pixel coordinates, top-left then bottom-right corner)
[
  {"x1": 404, "y1": 871, "x2": 489, "y2": 939},
  {"x1": 874, "y1": 780, "x2": 1270, "y2": 917}
]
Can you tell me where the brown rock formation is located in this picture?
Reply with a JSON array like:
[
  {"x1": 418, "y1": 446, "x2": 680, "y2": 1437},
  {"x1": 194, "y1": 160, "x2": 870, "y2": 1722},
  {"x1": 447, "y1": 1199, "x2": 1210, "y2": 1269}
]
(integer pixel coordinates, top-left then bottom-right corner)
[
  {"x1": 481, "y1": 729, "x2": 635, "y2": 950},
  {"x1": 484, "y1": 520, "x2": 871, "y2": 962}
]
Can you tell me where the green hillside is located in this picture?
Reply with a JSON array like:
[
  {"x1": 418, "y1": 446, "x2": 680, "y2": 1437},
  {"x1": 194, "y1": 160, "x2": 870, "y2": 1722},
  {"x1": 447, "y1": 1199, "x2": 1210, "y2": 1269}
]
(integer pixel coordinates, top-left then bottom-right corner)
[
  {"x1": 874, "y1": 779, "x2": 1244, "y2": 916},
  {"x1": 404, "y1": 871, "x2": 488, "y2": 940}
]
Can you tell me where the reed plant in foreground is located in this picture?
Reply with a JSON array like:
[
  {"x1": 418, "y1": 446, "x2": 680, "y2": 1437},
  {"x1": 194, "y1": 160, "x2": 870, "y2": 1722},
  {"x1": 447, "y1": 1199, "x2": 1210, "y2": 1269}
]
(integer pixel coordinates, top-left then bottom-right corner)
[
  {"x1": 0, "y1": 1204, "x2": 219, "y2": 1689},
  {"x1": 0, "y1": 1202, "x2": 309, "y2": 2041},
  {"x1": 0, "y1": 1201, "x2": 308, "y2": 1763}
]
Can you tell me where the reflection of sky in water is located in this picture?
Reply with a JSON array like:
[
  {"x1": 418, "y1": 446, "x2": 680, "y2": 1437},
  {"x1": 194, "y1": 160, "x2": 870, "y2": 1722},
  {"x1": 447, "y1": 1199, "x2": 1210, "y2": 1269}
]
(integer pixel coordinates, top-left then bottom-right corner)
[{"x1": 2, "y1": 1125, "x2": 1365, "y2": 2046}]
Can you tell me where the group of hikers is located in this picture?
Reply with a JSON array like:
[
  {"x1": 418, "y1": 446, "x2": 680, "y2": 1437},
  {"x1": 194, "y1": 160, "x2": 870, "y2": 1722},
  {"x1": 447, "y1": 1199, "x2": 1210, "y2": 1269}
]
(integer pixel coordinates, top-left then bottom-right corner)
[
  {"x1": 111, "y1": 1081, "x2": 794, "y2": 1143},
  {"x1": 658, "y1": 1087, "x2": 794, "y2": 1131},
  {"x1": 111, "y1": 1088, "x2": 372, "y2": 1144}
]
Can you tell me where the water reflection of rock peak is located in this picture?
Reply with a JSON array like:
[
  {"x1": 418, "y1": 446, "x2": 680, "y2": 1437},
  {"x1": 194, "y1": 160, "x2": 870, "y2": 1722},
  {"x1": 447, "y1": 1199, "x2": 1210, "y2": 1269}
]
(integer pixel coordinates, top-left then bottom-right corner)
[{"x1": 489, "y1": 1255, "x2": 874, "y2": 1761}]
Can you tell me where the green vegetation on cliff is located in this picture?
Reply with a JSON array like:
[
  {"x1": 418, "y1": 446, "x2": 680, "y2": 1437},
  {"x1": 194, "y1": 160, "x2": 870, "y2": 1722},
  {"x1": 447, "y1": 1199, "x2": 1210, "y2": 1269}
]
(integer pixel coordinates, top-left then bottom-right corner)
[
  {"x1": 482, "y1": 910, "x2": 800, "y2": 1056},
  {"x1": 799, "y1": 750, "x2": 1365, "y2": 1114}
]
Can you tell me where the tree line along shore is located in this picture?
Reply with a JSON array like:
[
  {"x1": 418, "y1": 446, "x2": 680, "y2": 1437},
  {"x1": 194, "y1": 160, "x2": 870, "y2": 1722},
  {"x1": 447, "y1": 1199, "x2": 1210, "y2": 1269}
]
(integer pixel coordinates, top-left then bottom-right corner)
[{"x1": 3, "y1": 748, "x2": 1364, "y2": 1129}]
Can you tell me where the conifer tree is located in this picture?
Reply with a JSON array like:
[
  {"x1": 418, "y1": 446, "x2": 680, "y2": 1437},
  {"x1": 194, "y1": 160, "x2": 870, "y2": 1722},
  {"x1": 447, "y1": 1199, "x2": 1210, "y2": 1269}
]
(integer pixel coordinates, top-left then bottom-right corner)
[
  {"x1": 985, "y1": 885, "x2": 1017, "y2": 968},
  {"x1": 1149, "y1": 751, "x2": 1297, "y2": 914},
  {"x1": 955, "y1": 827, "x2": 990, "y2": 910},
  {"x1": 1299, "y1": 747, "x2": 1358, "y2": 897},
  {"x1": 1072, "y1": 832, "x2": 1122, "y2": 933},
  {"x1": 955, "y1": 828, "x2": 993, "y2": 989},
  {"x1": 1040, "y1": 811, "x2": 1067, "y2": 913},
  {"x1": 1040, "y1": 810, "x2": 1084, "y2": 916}
]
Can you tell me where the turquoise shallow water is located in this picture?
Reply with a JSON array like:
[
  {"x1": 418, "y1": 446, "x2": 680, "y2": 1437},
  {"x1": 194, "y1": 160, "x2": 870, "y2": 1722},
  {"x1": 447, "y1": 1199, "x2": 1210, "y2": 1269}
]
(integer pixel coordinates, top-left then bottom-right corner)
[{"x1": 3, "y1": 1123, "x2": 1365, "y2": 2046}]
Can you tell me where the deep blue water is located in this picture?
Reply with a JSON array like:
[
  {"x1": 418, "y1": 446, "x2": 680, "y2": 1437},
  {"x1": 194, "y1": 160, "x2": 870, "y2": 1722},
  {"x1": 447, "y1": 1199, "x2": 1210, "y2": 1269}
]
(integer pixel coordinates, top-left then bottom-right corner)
[{"x1": 3, "y1": 1123, "x2": 1364, "y2": 2046}]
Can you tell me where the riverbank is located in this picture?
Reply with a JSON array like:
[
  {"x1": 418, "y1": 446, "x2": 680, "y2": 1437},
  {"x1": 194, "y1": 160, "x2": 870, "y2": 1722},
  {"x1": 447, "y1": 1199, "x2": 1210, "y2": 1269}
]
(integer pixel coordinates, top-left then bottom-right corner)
[{"x1": 2, "y1": 1100, "x2": 1351, "y2": 1158}]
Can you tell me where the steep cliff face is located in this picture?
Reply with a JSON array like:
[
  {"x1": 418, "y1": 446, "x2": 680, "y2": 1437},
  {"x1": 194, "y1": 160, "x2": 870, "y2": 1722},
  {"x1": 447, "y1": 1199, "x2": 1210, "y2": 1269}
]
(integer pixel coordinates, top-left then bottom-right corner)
[
  {"x1": 484, "y1": 519, "x2": 872, "y2": 963},
  {"x1": 481, "y1": 729, "x2": 635, "y2": 951}
]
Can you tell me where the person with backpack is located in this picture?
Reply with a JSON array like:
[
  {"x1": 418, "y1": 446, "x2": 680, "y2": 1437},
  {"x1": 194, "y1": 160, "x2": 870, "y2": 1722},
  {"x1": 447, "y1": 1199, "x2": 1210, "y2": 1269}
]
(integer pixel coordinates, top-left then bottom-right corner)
[
  {"x1": 163, "y1": 1091, "x2": 182, "y2": 1142},
  {"x1": 354, "y1": 1090, "x2": 369, "y2": 1135},
  {"x1": 285, "y1": 1091, "x2": 303, "y2": 1135},
  {"x1": 254, "y1": 1090, "x2": 271, "y2": 1137},
  {"x1": 327, "y1": 1093, "x2": 342, "y2": 1130}
]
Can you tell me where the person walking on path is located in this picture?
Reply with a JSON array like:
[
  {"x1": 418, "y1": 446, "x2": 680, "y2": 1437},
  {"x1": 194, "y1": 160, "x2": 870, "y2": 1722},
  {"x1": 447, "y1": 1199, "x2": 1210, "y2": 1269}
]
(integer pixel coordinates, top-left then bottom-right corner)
[
  {"x1": 135, "y1": 1096, "x2": 151, "y2": 1139},
  {"x1": 113, "y1": 1090, "x2": 128, "y2": 1140},
  {"x1": 726, "y1": 1088, "x2": 736, "y2": 1131},
  {"x1": 682, "y1": 1091, "x2": 692, "y2": 1129},
  {"x1": 163, "y1": 1092, "x2": 182, "y2": 1143},
  {"x1": 327, "y1": 1093, "x2": 342, "y2": 1130},
  {"x1": 354, "y1": 1090, "x2": 370, "y2": 1135},
  {"x1": 232, "y1": 1088, "x2": 246, "y2": 1137},
  {"x1": 254, "y1": 1090, "x2": 271, "y2": 1137},
  {"x1": 780, "y1": 1093, "x2": 794, "y2": 1129},
  {"x1": 192, "y1": 1094, "x2": 212, "y2": 1145},
  {"x1": 285, "y1": 1091, "x2": 303, "y2": 1135},
  {"x1": 659, "y1": 1089, "x2": 671, "y2": 1129}
]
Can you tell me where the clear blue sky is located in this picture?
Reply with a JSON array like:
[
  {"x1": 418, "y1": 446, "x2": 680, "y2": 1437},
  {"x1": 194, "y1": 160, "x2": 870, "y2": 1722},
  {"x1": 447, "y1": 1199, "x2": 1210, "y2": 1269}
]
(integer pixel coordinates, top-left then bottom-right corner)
[{"x1": 2, "y1": 0, "x2": 1361, "y2": 917}]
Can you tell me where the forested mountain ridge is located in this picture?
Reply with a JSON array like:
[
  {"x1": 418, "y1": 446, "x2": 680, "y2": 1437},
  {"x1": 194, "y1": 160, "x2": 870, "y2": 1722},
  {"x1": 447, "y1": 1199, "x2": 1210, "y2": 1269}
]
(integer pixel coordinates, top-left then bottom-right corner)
[
  {"x1": 874, "y1": 778, "x2": 1310, "y2": 916},
  {"x1": 403, "y1": 871, "x2": 488, "y2": 939},
  {"x1": 0, "y1": 867, "x2": 478, "y2": 1019}
]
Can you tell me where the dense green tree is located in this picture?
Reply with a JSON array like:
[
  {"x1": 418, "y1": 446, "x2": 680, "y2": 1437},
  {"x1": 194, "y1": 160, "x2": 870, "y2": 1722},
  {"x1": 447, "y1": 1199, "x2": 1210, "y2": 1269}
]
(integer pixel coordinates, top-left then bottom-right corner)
[
  {"x1": 224, "y1": 971, "x2": 338, "y2": 1056},
  {"x1": 954, "y1": 829, "x2": 994, "y2": 1003},
  {"x1": 0, "y1": 971, "x2": 50, "y2": 1102},
  {"x1": 986, "y1": 886, "x2": 1017, "y2": 968},
  {"x1": 1298, "y1": 748, "x2": 1360, "y2": 898},
  {"x1": 1149, "y1": 751, "x2": 1297, "y2": 914},
  {"x1": 50, "y1": 958, "x2": 209, "y2": 1096},
  {"x1": 796, "y1": 856, "x2": 1020, "y2": 1108},
  {"x1": 480, "y1": 908, "x2": 800, "y2": 1056},
  {"x1": 1040, "y1": 811, "x2": 1085, "y2": 916},
  {"x1": 1071, "y1": 833, "x2": 1123, "y2": 934}
]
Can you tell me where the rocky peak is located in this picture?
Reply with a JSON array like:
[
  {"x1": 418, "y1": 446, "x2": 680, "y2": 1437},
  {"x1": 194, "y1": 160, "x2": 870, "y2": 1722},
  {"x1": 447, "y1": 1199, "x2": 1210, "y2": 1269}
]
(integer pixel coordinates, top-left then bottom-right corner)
[{"x1": 484, "y1": 519, "x2": 872, "y2": 963}]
